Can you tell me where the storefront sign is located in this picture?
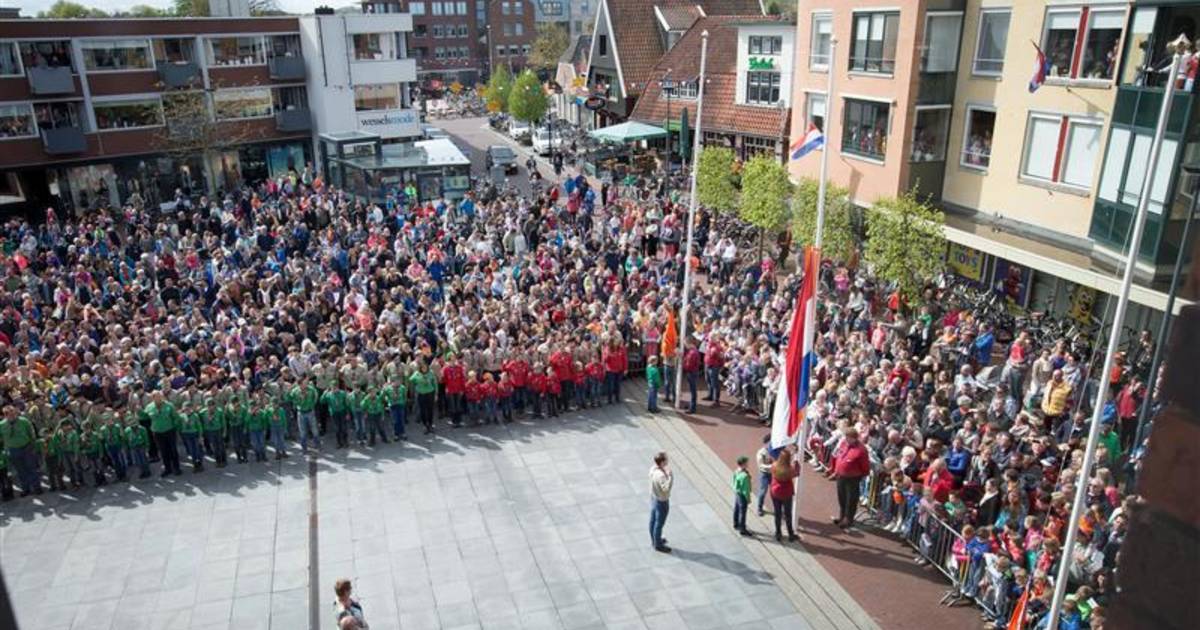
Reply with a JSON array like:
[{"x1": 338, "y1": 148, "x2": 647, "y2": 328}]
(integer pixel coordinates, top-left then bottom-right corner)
[
  {"x1": 947, "y1": 243, "x2": 985, "y2": 283},
  {"x1": 992, "y1": 258, "x2": 1033, "y2": 308},
  {"x1": 356, "y1": 108, "x2": 420, "y2": 139},
  {"x1": 584, "y1": 95, "x2": 606, "y2": 111},
  {"x1": 749, "y1": 57, "x2": 775, "y2": 70}
]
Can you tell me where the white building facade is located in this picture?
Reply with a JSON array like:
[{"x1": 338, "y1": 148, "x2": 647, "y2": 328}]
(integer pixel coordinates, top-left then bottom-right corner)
[{"x1": 299, "y1": 12, "x2": 421, "y2": 146}]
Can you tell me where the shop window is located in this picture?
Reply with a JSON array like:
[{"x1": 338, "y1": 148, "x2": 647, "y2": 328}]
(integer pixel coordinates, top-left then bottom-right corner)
[
  {"x1": 743, "y1": 136, "x2": 777, "y2": 160},
  {"x1": 82, "y1": 39, "x2": 153, "y2": 71},
  {"x1": 850, "y1": 11, "x2": 900, "y2": 74},
  {"x1": 213, "y1": 88, "x2": 274, "y2": 120},
  {"x1": 961, "y1": 106, "x2": 996, "y2": 170},
  {"x1": 973, "y1": 9, "x2": 1010, "y2": 75},
  {"x1": 208, "y1": 37, "x2": 266, "y2": 67},
  {"x1": 354, "y1": 83, "x2": 401, "y2": 111},
  {"x1": 911, "y1": 107, "x2": 950, "y2": 162},
  {"x1": 841, "y1": 98, "x2": 890, "y2": 160},
  {"x1": 18, "y1": 41, "x2": 74, "y2": 70},
  {"x1": 94, "y1": 98, "x2": 164, "y2": 130},
  {"x1": 0, "y1": 103, "x2": 36, "y2": 139}
]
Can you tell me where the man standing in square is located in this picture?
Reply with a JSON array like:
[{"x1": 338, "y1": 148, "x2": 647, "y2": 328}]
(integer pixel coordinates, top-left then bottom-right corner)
[{"x1": 649, "y1": 452, "x2": 673, "y2": 552}]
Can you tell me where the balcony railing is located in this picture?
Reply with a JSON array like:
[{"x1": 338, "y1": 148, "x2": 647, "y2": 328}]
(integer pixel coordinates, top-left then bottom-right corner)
[
  {"x1": 157, "y1": 62, "x2": 201, "y2": 88},
  {"x1": 41, "y1": 126, "x2": 87, "y2": 154},
  {"x1": 27, "y1": 66, "x2": 75, "y2": 95},
  {"x1": 275, "y1": 108, "x2": 312, "y2": 132},
  {"x1": 268, "y1": 56, "x2": 306, "y2": 81}
]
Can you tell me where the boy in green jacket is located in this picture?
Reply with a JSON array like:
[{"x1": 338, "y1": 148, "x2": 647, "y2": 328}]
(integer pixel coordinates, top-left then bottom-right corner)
[
  {"x1": 99, "y1": 412, "x2": 128, "y2": 482},
  {"x1": 59, "y1": 420, "x2": 84, "y2": 490},
  {"x1": 268, "y1": 397, "x2": 289, "y2": 460},
  {"x1": 386, "y1": 375, "x2": 408, "y2": 442},
  {"x1": 179, "y1": 397, "x2": 204, "y2": 473},
  {"x1": 733, "y1": 456, "x2": 753, "y2": 537},
  {"x1": 202, "y1": 395, "x2": 227, "y2": 468},
  {"x1": 125, "y1": 416, "x2": 152, "y2": 479},
  {"x1": 81, "y1": 422, "x2": 106, "y2": 487},
  {"x1": 41, "y1": 427, "x2": 63, "y2": 491},
  {"x1": 365, "y1": 377, "x2": 390, "y2": 446},
  {"x1": 247, "y1": 393, "x2": 269, "y2": 462},
  {"x1": 646, "y1": 356, "x2": 663, "y2": 413},
  {"x1": 225, "y1": 389, "x2": 249, "y2": 464}
]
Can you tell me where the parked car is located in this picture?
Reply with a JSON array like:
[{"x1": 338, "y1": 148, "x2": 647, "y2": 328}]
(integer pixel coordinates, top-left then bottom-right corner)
[
  {"x1": 531, "y1": 127, "x2": 563, "y2": 156},
  {"x1": 488, "y1": 113, "x2": 509, "y2": 130},
  {"x1": 485, "y1": 145, "x2": 519, "y2": 175},
  {"x1": 507, "y1": 118, "x2": 532, "y2": 142}
]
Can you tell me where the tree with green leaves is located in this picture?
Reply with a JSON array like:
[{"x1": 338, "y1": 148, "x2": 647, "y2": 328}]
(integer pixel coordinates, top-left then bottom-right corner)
[
  {"x1": 123, "y1": 5, "x2": 171, "y2": 17},
  {"x1": 695, "y1": 147, "x2": 737, "y2": 213},
  {"x1": 39, "y1": 1, "x2": 108, "y2": 18},
  {"x1": 485, "y1": 64, "x2": 513, "y2": 113},
  {"x1": 864, "y1": 191, "x2": 946, "y2": 304},
  {"x1": 528, "y1": 23, "x2": 570, "y2": 73},
  {"x1": 792, "y1": 178, "x2": 857, "y2": 264},
  {"x1": 508, "y1": 69, "x2": 549, "y2": 123},
  {"x1": 172, "y1": 0, "x2": 209, "y2": 16},
  {"x1": 738, "y1": 155, "x2": 793, "y2": 257}
]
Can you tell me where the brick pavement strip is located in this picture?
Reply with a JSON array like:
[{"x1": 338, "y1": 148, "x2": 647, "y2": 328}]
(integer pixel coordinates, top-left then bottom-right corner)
[{"x1": 624, "y1": 382, "x2": 880, "y2": 630}]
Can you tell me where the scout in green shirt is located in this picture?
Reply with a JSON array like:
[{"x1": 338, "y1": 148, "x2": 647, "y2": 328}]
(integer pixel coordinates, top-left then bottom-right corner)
[
  {"x1": 0, "y1": 413, "x2": 37, "y2": 450},
  {"x1": 80, "y1": 424, "x2": 107, "y2": 487},
  {"x1": 385, "y1": 378, "x2": 408, "y2": 441},
  {"x1": 58, "y1": 420, "x2": 84, "y2": 490},
  {"x1": 143, "y1": 390, "x2": 183, "y2": 476},
  {"x1": 321, "y1": 386, "x2": 350, "y2": 449},
  {"x1": 410, "y1": 363, "x2": 438, "y2": 435},
  {"x1": 267, "y1": 399, "x2": 290, "y2": 460},
  {"x1": 291, "y1": 376, "x2": 322, "y2": 450},
  {"x1": 39, "y1": 427, "x2": 63, "y2": 492},
  {"x1": 733, "y1": 456, "x2": 753, "y2": 537},
  {"x1": 200, "y1": 396, "x2": 227, "y2": 468},
  {"x1": 223, "y1": 389, "x2": 249, "y2": 464},
  {"x1": 246, "y1": 393, "x2": 270, "y2": 463},
  {"x1": 99, "y1": 413, "x2": 129, "y2": 482},
  {"x1": 645, "y1": 356, "x2": 663, "y2": 413},
  {"x1": 364, "y1": 382, "x2": 389, "y2": 446},
  {"x1": 179, "y1": 397, "x2": 205, "y2": 471},
  {"x1": 125, "y1": 419, "x2": 152, "y2": 479}
]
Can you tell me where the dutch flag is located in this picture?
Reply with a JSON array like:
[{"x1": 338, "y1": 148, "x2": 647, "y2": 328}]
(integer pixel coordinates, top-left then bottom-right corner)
[
  {"x1": 1029, "y1": 43, "x2": 1051, "y2": 93},
  {"x1": 770, "y1": 247, "x2": 820, "y2": 448},
  {"x1": 790, "y1": 123, "x2": 824, "y2": 161}
]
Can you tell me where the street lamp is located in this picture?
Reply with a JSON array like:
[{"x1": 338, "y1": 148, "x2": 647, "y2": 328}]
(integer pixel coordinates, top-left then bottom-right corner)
[{"x1": 486, "y1": 24, "x2": 493, "y2": 79}]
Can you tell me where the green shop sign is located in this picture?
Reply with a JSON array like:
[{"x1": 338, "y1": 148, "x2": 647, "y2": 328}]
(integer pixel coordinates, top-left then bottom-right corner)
[{"x1": 748, "y1": 57, "x2": 775, "y2": 70}]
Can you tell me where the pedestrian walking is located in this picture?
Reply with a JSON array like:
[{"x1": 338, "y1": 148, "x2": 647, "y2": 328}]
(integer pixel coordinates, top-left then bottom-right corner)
[
  {"x1": 832, "y1": 427, "x2": 871, "y2": 530},
  {"x1": 649, "y1": 451, "x2": 673, "y2": 552},
  {"x1": 733, "y1": 456, "x2": 753, "y2": 536},
  {"x1": 769, "y1": 447, "x2": 800, "y2": 542}
]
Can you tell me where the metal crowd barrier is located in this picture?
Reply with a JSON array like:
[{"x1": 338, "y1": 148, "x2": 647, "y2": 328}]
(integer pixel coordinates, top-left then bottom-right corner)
[{"x1": 852, "y1": 467, "x2": 1022, "y2": 628}]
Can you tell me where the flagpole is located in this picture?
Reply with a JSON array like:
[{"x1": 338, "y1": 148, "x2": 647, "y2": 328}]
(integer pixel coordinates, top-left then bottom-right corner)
[
  {"x1": 674, "y1": 31, "x2": 709, "y2": 406},
  {"x1": 793, "y1": 38, "x2": 835, "y2": 511},
  {"x1": 1046, "y1": 44, "x2": 1185, "y2": 630}
]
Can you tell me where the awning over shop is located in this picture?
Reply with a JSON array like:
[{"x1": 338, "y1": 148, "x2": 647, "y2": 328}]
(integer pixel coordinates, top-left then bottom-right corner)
[{"x1": 589, "y1": 121, "x2": 668, "y2": 142}]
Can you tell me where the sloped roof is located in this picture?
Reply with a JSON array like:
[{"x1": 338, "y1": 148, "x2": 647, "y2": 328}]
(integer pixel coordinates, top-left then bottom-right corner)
[
  {"x1": 560, "y1": 34, "x2": 592, "y2": 70},
  {"x1": 603, "y1": 0, "x2": 764, "y2": 97},
  {"x1": 630, "y1": 15, "x2": 789, "y2": 139},
  {"x1": 656, "y1": 5, "x2": 703, "y2": 31}
]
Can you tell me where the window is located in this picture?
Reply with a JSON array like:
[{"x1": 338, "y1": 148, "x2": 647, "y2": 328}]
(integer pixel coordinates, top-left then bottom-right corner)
[
  {"x1": 850, "y1": 11, "x2": 900, "y2": 74},
  {"x1": 457, "y1": 25, "x2": 469, "y2": 38},
  {"x1": 213, "y1": 88, "x2": 273, "y2": 120},
  {"x1": 432, "y1": 25, "x2": 445, "y2": 38},
  {"x1": 94, "y1": 98, "x2": 164, "y2": 130},
  {"x1": 1099, "y1": 128, "x2": 1180, "y2": 213},
  {"x1": 805, "y1": 92, "x2": 826, "y2": 133},
  {"x1": 353, "y1": 33, "x2": 399, "y2": 60},
  {"x1": 749, "y1": 36, "x2": 783, "y2": 56},
  {"x1": 515, "y1": 1, "x2": 523, "y2": 15},
  {"x1": 1021, "y1": 113, "x2": 1102, "y2": 189},
  {"x1": 414, "y1": 25, "x2": 428, "y2": 37},
  {"x1": 516, "y1": 23, "x2": 524, "y2": 37},
  {"x1": 459, "y1": 46, "x2": 470, "y2": 59},
  {"x1": 842, "y1": 98, "x2": 890, "y2": 160},
  {"x1": 746, "y1": 71, "x2": 781, "y2": 105},
  {"x1": 743, "y1": 136, "x2": 777, "y2": 160},
  {"x1": 593, "y1": 72, "x2": 612, "y2": 97},
  {"x1": 354, "y1": 83, "x2": 401, "y2": 111},
  {"x1": 0, "y1": 42, "x2": 21, "y2": 76},
  {"x1": 502, "y1": 2, "x2": 511, "y2": 16},
  {"x1": 667, "y1": 80, "x2": 698, "y2": 99},
  {"x1": 922, "y1": 13, "x2": 962, "y2": 73},
  {"x1": 810, "y1": 13, "x2": 832, "y2": 69},
  {"x1": 409, "y1": 1, "x2": 425, "y2": 15},
  {"x1": 542, "y1": 1, "x2": 564, "y2": 16},
  {"x1": 432, "y1": 1, "x2": 444, "y2": 16},
  {"x1": 598, "y1": 35, "x2": 607, "y2": 56},
  {"x1": 434, "y1": 46, "x2": 446, "y2": 59},
  {"x1": 508, "y1": 45, "x2": 520, "y2": 56},
  {"x1": 1120, "y1": 8, "x2": 1155, "y2": 86},
  {"x1": 81, "y1": 39, "x2": 153, "y2": 71},
  {"x1": 19, "y1": 41, "x2": 74, "y2": 70},
  {"x1": 504, "y1": 23, "x2": 513, "y2": 37},
  {"x1": 521, "y1": 44, "x2": 531, "y2": 55},
  {"x1": 154, "y1": 38, "x2": 195, "y2": 65},
  {"x1": 208, "y1": 37, "x2": 266, "y2": 67},
  {"x1": 273, "y1": 86, "x2": 307, "y2": 112},
  {"x1": 1041, "y1": 8, "x2": 1125, "y2": 81},
  {"x1": 457, "y1": 1, "x2": 467, "y2": 14},
  {"x1": 961, "y1": 106, "x2": 995, "y2": 169},
  {"x1": 973, "y1": 9, "x2": 1010, "y2": 75},
  {"x1": 497, "y1": 45, "x2": 507, "y2": 57},
  {"x1": 911, "y1": 107, "x2": 950, "y2": 162},
  {"x1": 0, "y1": 103, "x2": 36, "y2": 139}
]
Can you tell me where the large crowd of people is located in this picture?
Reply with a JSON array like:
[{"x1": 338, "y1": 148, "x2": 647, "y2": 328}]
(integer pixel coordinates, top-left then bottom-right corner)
[{"x1": 0, "y1": 145, "x2": 1156, "y2": 630}]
